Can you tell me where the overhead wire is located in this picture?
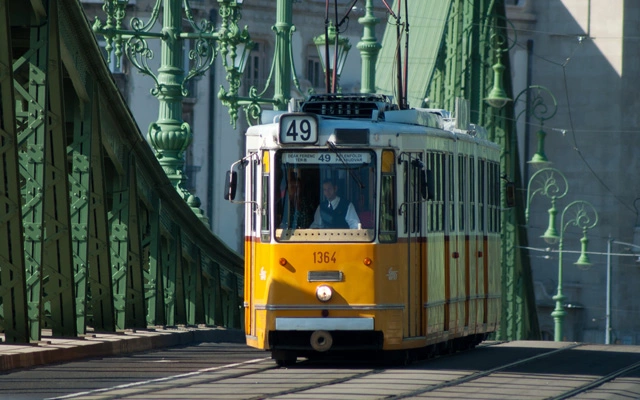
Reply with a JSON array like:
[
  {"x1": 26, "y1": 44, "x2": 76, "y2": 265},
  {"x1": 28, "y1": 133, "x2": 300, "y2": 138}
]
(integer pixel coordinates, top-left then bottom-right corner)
[{"x1": 372, "y1": 4, "x2": 638, "y2": 216}]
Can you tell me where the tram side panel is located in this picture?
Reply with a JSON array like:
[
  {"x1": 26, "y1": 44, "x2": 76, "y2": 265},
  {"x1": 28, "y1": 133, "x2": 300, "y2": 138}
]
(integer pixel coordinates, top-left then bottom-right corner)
[
  {"x1": 426, "y1": 233, "x2": 446, "y2": 340},
  {"x1": 424, "y1": 146, "x2": 448, "y2": 343},
  {"x1": 374, "y1": 242, "x2": 413, "y2": 349},
  {"x1": 487, "y1": 160, "x2": 502, "y2": 332}
]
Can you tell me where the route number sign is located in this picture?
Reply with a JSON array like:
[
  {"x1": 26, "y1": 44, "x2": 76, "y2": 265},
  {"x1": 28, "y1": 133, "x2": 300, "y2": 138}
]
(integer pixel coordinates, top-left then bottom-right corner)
[{"x1": 279, "y1": 114, "x2": 318, "y2": 144}]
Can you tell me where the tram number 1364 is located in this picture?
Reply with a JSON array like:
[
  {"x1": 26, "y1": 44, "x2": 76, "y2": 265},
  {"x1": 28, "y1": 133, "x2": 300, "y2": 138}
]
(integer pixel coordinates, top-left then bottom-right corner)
[{"x1": 313, "y1": 251, "x2": 336, "y2": 264}]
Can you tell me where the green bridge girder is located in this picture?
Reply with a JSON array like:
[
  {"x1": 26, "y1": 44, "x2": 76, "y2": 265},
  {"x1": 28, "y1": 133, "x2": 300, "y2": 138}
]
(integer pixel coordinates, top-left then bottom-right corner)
[{"x1": 0, "y1": 0, "x2": 243, "y2": 344}]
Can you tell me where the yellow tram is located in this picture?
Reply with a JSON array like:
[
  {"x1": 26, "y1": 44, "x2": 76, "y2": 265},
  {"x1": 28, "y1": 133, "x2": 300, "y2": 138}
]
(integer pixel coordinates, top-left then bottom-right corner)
[{"x1": 225, "y1": 94, "x2": 501, "y2": 365}]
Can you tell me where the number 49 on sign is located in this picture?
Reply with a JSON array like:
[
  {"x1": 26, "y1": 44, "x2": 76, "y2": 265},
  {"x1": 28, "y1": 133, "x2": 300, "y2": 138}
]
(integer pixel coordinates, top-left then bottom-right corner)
[{"x1": 279, "y1": 114, "x2": 318, "y2": 144}]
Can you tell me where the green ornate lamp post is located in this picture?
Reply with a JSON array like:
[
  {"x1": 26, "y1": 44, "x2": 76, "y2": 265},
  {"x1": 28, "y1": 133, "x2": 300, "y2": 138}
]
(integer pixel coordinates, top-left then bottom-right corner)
[
  {"x1": 545, "y1": 200, "x2": 598, "y2": 341},
  {"x1": 93, "y1": 0, "x2": 253, "y2": 220},
  {"x1": 484, "y1": 15, "x2": 514, "y2": 109},
  {"x1": 357, "y1": 0, "x2": 381, "y2": 94},
  {"x1": 525, "y1": 167, "x2": 568, "y2": 233},
  {"x1": 485, "y1": 59, "x2": 511, "y2": 109},
  {"x1": 514, "y1": 85, "x2": 558, "y2": 167},
  {"x1": 526, "y1": 167, "x2": 598, "y2": 341},
  {"x1": 92, "y1": 0, "x2": 306, "y2": 220},
  {"x1": 218, "y1": 0, "x2": 301, "y2": 126}
]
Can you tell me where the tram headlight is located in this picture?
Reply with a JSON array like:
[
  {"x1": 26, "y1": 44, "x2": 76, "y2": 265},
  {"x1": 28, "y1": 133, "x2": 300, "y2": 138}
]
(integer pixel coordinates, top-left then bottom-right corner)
[{"x1": 316, "y1": 285, "x2": 333, "y2": 302}]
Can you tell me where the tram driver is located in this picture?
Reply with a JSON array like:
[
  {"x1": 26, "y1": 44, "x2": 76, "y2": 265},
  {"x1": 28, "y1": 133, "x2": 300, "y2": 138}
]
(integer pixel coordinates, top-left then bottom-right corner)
[{"x1": 310, "y1": 179, "x2": 361, "y2": 229}]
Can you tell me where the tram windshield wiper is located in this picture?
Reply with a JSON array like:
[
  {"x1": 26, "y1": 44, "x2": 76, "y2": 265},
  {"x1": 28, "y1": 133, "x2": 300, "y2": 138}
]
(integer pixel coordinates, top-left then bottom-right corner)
[{"x1": 327, "y1": 141, "x2": 365, "y2": 189}]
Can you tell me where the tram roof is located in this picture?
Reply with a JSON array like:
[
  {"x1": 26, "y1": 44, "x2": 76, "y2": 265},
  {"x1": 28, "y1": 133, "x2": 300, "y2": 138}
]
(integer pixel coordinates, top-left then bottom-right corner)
[{"x1": 247, "y1": 108, "x2": 498, "y2": 150}]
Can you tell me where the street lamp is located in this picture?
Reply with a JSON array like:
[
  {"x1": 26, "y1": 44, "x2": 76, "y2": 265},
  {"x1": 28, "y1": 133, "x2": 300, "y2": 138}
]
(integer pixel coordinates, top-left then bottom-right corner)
[
  {"x1": 356, "y1": 0, "x2": 381, "y2": 94},
  {"x1": 526, "y1": 167, "x2": 598, "y2": 341},
  {"x1": 484, "y1": 15, "x2": 515, "y2": 109},
  {"x1": 92, "y1": 0, "x2": 254, "y2": 217},
  {"x1": 525, "y1": 167, "x2": 568, "y2": 233},
  {"x1": 93, "y1": 0, "x2": 302, "y2": 217},
  {"x1": 314, "y1": 21, "x2": 351, "y2": 93},
  {"x1": 547, "y1": 200, "x2": 598, "y2": 341},
  {"x1": 514, "y1": 85, "x2": 558, "y2": 167}
]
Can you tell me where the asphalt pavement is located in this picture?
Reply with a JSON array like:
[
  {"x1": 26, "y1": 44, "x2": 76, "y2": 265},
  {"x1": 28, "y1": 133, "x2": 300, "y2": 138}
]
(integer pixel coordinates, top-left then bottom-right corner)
[{"x1": 0, "y1": 326, "x2": 245, "y2": 372}]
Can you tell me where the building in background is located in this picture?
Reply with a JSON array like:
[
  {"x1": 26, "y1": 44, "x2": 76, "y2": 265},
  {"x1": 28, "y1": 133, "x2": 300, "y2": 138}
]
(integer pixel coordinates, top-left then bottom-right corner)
[{"x1": 507, "y1": 0, "x2": 640, "y2": 343}]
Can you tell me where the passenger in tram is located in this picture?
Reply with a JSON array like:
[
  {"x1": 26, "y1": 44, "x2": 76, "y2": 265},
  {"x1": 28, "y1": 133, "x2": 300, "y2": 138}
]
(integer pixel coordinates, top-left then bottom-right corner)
[
  {"x1": 310, "y1": 179, "x2": 361, "y2": 229},
  {"x1": 279, "y1": 177, "x2": 314, "y2": 229}
]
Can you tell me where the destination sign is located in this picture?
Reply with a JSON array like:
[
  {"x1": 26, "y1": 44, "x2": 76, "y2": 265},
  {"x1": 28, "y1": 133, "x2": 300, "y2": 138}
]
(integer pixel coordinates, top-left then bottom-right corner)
[{"x1": 282, "y1": 152, "x2": 372, "y2": 164}]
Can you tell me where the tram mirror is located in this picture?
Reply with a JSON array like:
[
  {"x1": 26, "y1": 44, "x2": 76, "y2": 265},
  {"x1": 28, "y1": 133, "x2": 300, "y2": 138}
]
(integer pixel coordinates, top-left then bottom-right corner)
[
  {"x1": 505, "y1": 181, "x2": 516, "y2": 208},
  {"x1": 224, "y1": 170, "x2": 237, "y2": 201}
]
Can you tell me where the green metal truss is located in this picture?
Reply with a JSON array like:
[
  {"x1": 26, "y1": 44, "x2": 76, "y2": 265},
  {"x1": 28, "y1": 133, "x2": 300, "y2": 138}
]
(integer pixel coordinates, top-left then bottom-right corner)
[
  {"x1": 0, "y1": 0, "x2": 30, "y2": 343},
  {"x1": 85, "y1": 92, "x2": 116, "y2": 332},
  {"x1": 0, "y1": 0, "x2": 243, "y2": 343}
]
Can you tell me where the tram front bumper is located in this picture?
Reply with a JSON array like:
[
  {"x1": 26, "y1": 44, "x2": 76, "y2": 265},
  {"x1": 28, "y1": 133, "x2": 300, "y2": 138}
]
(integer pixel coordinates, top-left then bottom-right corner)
[
  {"x1": 270, "y1": 317, "x2": 381, "y2": 352},
  {"x1": 275, "y1": 317, "x2": 374, "y2": 331}
]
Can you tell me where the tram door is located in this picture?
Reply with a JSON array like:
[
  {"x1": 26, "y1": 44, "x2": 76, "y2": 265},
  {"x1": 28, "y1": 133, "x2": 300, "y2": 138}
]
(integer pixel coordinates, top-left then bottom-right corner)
[
  {"x1": 246, "y1": 152, "x2": 260, "y2": 338},
  {"x1": 402, "y1": 152, "x2": 425, "y2": 338}
]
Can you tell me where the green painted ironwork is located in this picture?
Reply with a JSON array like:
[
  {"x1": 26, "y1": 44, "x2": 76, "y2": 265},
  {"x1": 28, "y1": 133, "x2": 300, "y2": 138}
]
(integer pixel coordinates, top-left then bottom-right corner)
[
  {"x1": 68, "y1": 82, "x2": 94, "y2": 334},
  {"x1": 0, "y1": 0, "x2": 243, "y2": 344},
  {"x1": 108, "y1": 159, "x2": 132, "y2": 330},
  {"x1": 19, "y1": 3, "x2": 51, "y2": 342},
  {"x1": 41, "y1": 0, "x2": 78, "y2": 338},
  {"x1": 357, "y1": 0, "x2": 381, "y2": 94},
  {"x1": 124, "y1": 161, "x2": 146, "y2": 330},
  {"x1": 86, "y1": 93, "x2": 116, "y2": 332},
  {"x1": 0, "y1": 0, "x2": 30, "y2": 343},
  {"x1": 141, "y1": 196, "x2": 162, "y2": 327},
  {"x1": 182, "y1": 241, "x2": 198, "y2": 326}
]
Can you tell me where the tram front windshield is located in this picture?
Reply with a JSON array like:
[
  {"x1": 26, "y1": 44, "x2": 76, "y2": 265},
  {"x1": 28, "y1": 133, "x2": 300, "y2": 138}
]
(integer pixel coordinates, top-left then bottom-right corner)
[{"x1": 274, "y1": 150, "x2": 376, "y2": 242}]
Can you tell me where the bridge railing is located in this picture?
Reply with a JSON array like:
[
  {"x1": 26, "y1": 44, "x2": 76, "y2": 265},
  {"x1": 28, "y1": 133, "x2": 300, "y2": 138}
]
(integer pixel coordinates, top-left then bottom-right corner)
[{"x1": 0, "y1": 0, "x2": 243, "y2": 343}]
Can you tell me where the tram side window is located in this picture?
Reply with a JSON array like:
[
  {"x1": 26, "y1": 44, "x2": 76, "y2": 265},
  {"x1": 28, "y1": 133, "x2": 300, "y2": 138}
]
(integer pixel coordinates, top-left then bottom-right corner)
[
  {"x1": 427, "y1": 151, "x2": 445, "y2": 232},
  {"x1": 251, "y1": 154, "x2": 259, "y2": 232},
  {"x1": 479, "y1": 160, "x2": 486, "y2": 232},
  {"x1": 379, "y1": 150, "x2": 396, "y2": 242},
  {"x1": 494, "y1": 161, "x2": 501, "y2": 231},
  {"x1": 447, "y1": 153, "x2": 455, "y2": 233},
  {"x1": 402, "y1": 154, "x2": 423, "y2": 234},
  {"x1": 261, "y1": 174, "x2": 270, "y2": 240},
  {"x1": 470, "y1": 156, "x2": 476, "y2": 232},
  {"x1": 458, "y1": 154, "x2": 466, "y2": 232},
  {"x1": 260, "y1": 150, "x2": 271, "y2": 241}
]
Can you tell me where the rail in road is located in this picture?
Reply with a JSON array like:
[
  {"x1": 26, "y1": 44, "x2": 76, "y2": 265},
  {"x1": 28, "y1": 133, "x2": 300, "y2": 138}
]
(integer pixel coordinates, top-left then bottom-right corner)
[{"x1": 5, "y1": 341, "x2": 639, "y2": 399}]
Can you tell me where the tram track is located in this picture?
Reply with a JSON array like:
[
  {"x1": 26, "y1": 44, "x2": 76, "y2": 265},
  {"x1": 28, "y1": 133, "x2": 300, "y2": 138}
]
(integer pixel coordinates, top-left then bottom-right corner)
[
  {"x1": 243, "y1": 367, "x2": 386, "y2": 400},
  {"x1": 547, "y1": 359, "x2": 640, "y2": 400},
  {"x1": 40, "y1": 342, "x2": 640, "y2": 399},
  {"x1": 385, "y1": 343, "x2": 584, "y2": 399},
  {"x1": 46, "y1": 357, "x2": 277, "y2": 400}
]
